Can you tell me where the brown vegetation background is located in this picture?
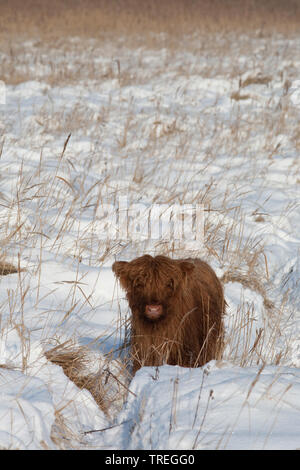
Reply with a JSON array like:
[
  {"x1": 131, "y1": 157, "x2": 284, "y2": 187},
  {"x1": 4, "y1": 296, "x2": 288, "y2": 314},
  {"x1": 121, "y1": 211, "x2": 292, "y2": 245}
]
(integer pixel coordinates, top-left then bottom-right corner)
[{"x1": 1, "y1": 0, "x2": 300, "y2": 39}]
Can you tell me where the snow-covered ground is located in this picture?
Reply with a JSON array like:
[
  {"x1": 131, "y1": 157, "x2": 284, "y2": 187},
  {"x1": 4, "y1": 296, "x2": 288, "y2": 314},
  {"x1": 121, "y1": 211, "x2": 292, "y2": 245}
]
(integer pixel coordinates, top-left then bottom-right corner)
[{"x1": 0, "y1": 33, "x2": 300, "y2": 449}]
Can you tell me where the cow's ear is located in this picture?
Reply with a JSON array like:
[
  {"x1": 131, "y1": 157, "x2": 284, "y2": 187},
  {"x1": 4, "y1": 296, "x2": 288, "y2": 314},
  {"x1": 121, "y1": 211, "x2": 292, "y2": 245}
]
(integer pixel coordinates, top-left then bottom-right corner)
[
  {"x1": 179, "y1": 261, "x2": 195, "y2": 279},
  {"x1": 112, "y1": 261, "x2": 130, "y2": 290}
]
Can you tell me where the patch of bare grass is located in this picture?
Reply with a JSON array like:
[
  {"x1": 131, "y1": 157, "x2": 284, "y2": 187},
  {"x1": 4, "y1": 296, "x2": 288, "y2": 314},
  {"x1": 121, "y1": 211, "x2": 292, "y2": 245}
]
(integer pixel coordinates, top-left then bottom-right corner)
[
  {"x1": 240, "y1": 75, "x2": 272, "y2": 88},
  {"x1": 0, "y1": 260, "x2": 18, "y2": 275},
  {"x1": 45, "y1": 341, "x2": 131, "y2": 418},
  {"x1": 231, "y1": 91, "x2": 251, "y2": 101},
  {"x1": 1, "y1": 0, "x2": 300, "y2": 41}
]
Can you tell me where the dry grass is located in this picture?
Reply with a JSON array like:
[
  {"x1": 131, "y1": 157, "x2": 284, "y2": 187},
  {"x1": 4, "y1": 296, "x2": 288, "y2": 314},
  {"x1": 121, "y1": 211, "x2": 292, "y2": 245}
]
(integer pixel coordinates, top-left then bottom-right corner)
[
  {"x1": 45, "y1": 341, "x2": 131, "y2": 417},
  {"x1": 0, "y1": 260, "x2": 18, "y2": 275},
  {"x1": 1, "y1": 0, "x2": 300, "y2": 41},
  {"x1": 240, "y1": 75, "x2": 272, "y2": 88}
]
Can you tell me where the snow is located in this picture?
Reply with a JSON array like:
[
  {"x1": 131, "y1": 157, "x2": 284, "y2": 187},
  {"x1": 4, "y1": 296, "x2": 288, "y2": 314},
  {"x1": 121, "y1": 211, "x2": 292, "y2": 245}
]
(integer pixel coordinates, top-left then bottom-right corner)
[
  {"x1": 116, "y1": 363, "x2": 300, "y2": 450},
  {"x1": 0, "y1": 32, "x2": 300, "y2": 450},
  {"x1": 0, "y1": 368, "x2": 55, "y2": 450}
]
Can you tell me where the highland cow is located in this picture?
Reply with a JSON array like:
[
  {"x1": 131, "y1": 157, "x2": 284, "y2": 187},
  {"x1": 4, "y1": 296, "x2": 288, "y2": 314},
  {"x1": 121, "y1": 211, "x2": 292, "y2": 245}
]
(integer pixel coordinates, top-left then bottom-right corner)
[{"x1": 112, "y1": 255, "x2": 225, "y2": 374}]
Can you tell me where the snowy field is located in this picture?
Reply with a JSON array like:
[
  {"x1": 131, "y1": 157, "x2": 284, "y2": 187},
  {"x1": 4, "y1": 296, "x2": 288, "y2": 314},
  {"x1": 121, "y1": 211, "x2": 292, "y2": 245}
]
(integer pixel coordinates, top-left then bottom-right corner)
[{"x1": 0, "y1": 31, "x2": 300, "y2": 450}]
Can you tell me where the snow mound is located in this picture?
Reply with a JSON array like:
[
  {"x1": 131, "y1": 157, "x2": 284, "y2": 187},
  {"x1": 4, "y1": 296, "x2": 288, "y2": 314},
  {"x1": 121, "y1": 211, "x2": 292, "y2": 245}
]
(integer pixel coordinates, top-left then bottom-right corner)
[{"x1": 115, "y1": 362, "x2": 300, "y2": 450}]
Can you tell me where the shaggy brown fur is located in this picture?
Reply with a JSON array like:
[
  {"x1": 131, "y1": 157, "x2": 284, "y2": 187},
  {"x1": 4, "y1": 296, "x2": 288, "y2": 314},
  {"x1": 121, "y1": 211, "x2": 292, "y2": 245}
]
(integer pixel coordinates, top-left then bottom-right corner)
[{"x1": 113, "y1": 255, "x2": 225, "y2": 373}]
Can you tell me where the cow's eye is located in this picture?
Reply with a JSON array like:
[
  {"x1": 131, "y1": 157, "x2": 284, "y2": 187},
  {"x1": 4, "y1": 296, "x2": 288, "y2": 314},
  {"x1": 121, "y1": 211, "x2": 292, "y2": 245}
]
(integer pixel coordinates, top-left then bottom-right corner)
[{"x1": 134, "y1": 279, "x2": 144, "y2": 289}]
